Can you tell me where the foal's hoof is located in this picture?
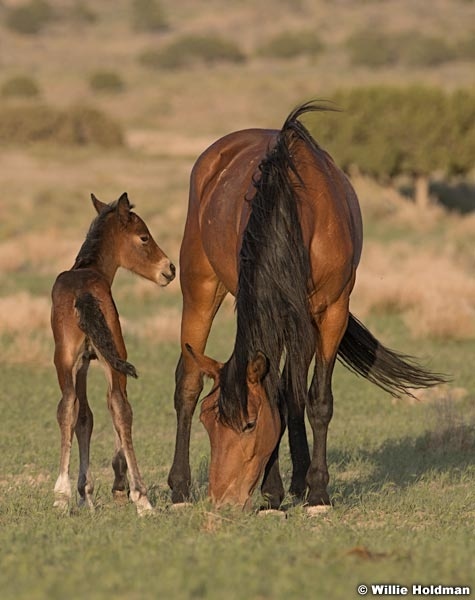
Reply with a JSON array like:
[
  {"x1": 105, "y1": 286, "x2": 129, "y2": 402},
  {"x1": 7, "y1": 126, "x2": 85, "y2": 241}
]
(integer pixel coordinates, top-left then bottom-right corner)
[
  {"x1": 135, "y1": 496, "x2": 153, "y2": 517},
  {"x1": 305, "y1": 505, "x2": 331, "y2": 517},
  {"x1": 258, "y1": 509, "x2": 286, "y2": 518},
  {"x1": 53, "y1": 495, "x2": 70, "y2": 513},
  {"x1": 169, "y1": 502, "x2": 193, "y2": 511}
]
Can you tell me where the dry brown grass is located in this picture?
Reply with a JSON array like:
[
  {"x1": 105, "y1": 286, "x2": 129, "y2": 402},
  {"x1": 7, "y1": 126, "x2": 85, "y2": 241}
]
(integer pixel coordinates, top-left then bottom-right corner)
[
  {"x1": 0, "y1": 230, "x2": 79, "y2": 274},
  {"x1": 353, "y1": 242, "x2": 475, "y2": 340},
  {"x1": 0, "y1": 292, "x2": 52, "y2": 365}
]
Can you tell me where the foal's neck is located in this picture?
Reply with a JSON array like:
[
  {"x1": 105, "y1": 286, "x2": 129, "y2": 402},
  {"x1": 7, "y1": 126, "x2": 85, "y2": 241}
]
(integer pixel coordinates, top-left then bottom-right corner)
[
  {"x1": 90, "y1": 246, "x2": 120, "y2": 286},
  {"x1": 73, "y1": 227, "x2": 121, "y2": 287}
]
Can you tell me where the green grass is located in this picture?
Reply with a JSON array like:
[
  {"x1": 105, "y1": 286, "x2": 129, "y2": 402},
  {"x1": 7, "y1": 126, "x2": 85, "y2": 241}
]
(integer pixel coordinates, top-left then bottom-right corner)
[
  {"x1": 0, "y1": 143, "x2": 474, "y2": 599},
  {"x1": 1, "y1": 313, "x2": 474, "y2": 599}
]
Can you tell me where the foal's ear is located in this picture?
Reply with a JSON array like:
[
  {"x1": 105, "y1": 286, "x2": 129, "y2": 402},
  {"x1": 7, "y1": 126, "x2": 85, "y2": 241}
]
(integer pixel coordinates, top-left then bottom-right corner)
[
  {"x1": 246, "y1": 351, "x2": 269, "y2": 384},
  {"x1": 91, "y1": 193, "x2": 108, "y2": 214},
  {"x1": 116, "y1": 192, "x2": 131, "y2": 224},
  {"x1": 185, "y1": 344, "x2": 222, "y2": 382}
]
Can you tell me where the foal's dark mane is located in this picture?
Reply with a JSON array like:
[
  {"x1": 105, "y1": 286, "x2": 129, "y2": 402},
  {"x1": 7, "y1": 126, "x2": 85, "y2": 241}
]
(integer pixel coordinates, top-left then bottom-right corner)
[
  {"x1": 73, "y1": 200, "x2": 133, "y2": 270},
  {"x1": 219, "y1": 102, "x2": 328, "y2": 428}
]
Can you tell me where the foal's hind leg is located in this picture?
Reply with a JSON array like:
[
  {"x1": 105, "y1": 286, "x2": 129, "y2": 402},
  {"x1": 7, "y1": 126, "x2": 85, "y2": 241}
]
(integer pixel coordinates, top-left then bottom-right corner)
[
  {"x1": 75, "y1": 356, "x2": 94, "y2": 510},
  {"x1": 53, "y1": 350, "x2": 82, "y2": 511},
  {"x1": 106, "y1": 370, "x2": 152, "y2": 515},
  {"x1": 111, "y1": 431, "x2": 128, "y2": 503}
]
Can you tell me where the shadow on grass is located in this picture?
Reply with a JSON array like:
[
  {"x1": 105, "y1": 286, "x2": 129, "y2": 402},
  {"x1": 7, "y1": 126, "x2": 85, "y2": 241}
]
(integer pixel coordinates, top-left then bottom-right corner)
[{"x1": 330, "y1": 419, "x2": 475, "y2": 504}]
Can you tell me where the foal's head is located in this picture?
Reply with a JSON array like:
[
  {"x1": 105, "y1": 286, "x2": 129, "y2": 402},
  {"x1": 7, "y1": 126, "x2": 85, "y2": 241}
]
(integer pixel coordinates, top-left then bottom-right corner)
[
  {"x1": 187, "y1": 345, "x2": 281, "y2": 510},
  {"x1": 90, "y1": 192, "x2": 175, "y2": 286}
]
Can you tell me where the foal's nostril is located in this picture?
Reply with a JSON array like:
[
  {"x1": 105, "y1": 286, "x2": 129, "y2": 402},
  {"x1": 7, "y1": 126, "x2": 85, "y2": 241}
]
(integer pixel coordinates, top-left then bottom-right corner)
[{"x1": 170, "y1": 263, "x2": 176, "y2": 277}]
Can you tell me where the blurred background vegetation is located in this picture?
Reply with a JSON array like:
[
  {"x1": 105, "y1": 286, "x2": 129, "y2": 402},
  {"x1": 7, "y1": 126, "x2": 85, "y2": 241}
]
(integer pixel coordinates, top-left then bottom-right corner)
[{"x1": 0, "y1": 0, "x2": 474, "y2": 209}]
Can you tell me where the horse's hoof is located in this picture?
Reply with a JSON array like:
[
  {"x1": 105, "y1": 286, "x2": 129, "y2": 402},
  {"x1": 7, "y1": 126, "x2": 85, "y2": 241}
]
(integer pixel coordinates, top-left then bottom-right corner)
[
  {"x1": 305, "y1": 505, "x2": 331, "y2": 516},
  {"x1": 112, "y1": 490, "x2": 129, "y2": 505}
]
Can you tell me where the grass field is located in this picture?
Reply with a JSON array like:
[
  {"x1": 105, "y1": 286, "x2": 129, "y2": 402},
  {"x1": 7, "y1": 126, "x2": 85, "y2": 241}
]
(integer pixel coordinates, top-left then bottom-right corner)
[{"x1": 1, "y1": 1, "x2": 475, "y2": 598}]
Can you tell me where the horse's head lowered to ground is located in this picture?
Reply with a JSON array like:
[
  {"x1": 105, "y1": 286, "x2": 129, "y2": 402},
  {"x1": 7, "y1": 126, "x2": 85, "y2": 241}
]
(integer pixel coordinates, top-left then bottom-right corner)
[{"x1": 187, "y1": 345, "x2": 281, "y2": 509}]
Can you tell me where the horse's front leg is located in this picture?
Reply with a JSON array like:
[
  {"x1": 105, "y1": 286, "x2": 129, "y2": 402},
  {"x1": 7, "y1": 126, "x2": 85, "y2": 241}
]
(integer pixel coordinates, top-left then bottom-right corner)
[
  {"x1": 168, "y1": 354, "x2": 204, "y2": 503},
  {"x1": 168, "y1": 274, "x2": 227, "y2": 503}
]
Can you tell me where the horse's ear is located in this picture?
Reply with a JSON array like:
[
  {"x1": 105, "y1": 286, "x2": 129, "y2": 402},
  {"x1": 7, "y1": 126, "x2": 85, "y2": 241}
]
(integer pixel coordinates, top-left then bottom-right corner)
[
  {"x1": 116, "y1": 192, "x2": 131, "y2": 224},
  {"x1": 91, "y1": 193, "x2": 107, "y2": 214},
  {"x1": 185, "y1": 344, "x2": 222, "y2": 382},
  {"x1": 246, "y1": 351, "x2": 269, "y2": 384}
]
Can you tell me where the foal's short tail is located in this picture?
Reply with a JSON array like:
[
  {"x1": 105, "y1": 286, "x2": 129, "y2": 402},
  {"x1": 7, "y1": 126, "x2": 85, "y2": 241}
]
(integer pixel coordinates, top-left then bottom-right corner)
[
  {"x1": 75, "y1": 292, "x2": 138, "y2": 378},
  {"x1": 338, "y1": 313, "x2": 447, "y2": 396}
]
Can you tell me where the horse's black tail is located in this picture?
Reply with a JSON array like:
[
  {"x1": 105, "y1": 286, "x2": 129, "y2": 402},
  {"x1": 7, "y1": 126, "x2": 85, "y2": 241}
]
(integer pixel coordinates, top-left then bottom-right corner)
[
  {"x1": 338, "y1": 313, "x2": 447, "y2": 396},
  {"x1": 75, "y1": 292, "x2": 137, "y2": 378}
]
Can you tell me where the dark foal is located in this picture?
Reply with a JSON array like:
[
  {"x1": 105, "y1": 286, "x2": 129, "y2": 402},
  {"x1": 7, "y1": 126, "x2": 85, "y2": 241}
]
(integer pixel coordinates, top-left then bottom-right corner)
[
  {"x1": 169, "y1": 102, "x2": 445, "y2": 510},
  {"x1": 51, "y1": 193, "x2": 175, "y2": 514}
]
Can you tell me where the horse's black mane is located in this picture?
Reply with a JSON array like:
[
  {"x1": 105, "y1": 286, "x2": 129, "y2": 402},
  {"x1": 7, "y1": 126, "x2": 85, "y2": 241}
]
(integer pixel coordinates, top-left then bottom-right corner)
[
  {"x1": 73, "y1": 200, "x2": 123, "y2": 270},
  {"x1": 218, "y1": 102, "x2": 330, "y2": 429}
]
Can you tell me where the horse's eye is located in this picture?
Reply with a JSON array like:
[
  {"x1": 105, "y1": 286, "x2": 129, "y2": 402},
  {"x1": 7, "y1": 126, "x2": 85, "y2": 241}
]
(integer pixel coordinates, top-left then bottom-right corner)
[
  {"x1": 140, "y1": 234, "x2": 149, "y2": 243},
  {"x1": 242, "y1": 420, "x2": 256, "y2": 433}
]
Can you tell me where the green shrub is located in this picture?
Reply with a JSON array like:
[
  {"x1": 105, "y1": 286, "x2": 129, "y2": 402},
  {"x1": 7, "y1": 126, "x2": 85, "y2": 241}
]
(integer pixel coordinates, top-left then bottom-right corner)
[
  {"x1": 345, "y1": 30, "x2": 398, "y2": 67},
  {"x1": 1, "y1": 76, "x2": 40, "y2": 98},
  {"x1": 140, "y1": 34, "x2": 245, "y2": 69},
  {"x1": 70, "y1": 1, "x2": 97, "y2": 24},
  {"x1": 89, "y1": 71, "x2": 125, "y2": 94},
  {"x1": 5, "y1": 0, "x2": 54, "y2": 35},
  {"x1": 258, "y1": 30, "x2": 324, "y2": 59},
  {"x1": 0, "y1": 104, "x2": 124, "y2": 147},
  {"x1": 346, "y1": 30, "x2": 455, "y2": 68},
  {"x1": 131, "y1": 0, "x2": 168, "y2": 32},
  {"x1": 397, "y1": 33, "x2": 455, "y2": 67},
  {"x1": 56, "y1": 105, "x2": 125, "y2": 147},
  {"x1": 456, "y1": 32, "x2": 475, "y2": 60}
]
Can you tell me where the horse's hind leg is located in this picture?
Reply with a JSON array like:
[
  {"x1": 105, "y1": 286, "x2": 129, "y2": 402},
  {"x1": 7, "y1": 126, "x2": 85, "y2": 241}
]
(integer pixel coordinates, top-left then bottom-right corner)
[
  {"x1": 53, "y1": 351, "x2": 81, "y2": 511},
  {"x1": 306, "y1": 298, "x2": 349, "y2": 506},
  {"x1": 75, "y1": 356, "x2": 94, "y2": 510}
]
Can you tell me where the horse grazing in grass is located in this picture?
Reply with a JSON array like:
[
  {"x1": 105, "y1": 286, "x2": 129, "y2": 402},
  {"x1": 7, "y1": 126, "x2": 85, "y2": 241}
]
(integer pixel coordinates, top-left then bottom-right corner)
[
  {"x1": 51, "y1": 193, "x2": 175, "y2": 514},
  {"x1": 168, "y1": 102, "x2": 446, "y2": 510}
]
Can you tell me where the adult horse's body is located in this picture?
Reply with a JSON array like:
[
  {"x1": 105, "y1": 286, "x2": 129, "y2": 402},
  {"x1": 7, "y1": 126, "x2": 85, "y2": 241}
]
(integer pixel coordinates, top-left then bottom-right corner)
[
  {"x1": 169, "y1": 103, "x2": 444, "y2": 509},
  {"x1": 51, "y1": 193, "x2": 175, "y2": 514}
]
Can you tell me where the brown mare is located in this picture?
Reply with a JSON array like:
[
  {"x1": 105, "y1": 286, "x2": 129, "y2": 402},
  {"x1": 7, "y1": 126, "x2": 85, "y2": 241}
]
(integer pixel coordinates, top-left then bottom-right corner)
[
  {"x1": 51, "y1": 193, "x2": 175, "y2": 514},
  {"x1": 169, "y1": 102, "x2": 445, "y2": 510}
]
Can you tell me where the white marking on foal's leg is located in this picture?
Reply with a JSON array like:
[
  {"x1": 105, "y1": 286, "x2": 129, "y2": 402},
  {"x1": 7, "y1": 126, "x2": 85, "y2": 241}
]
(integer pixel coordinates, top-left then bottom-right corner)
[
  {"x1": 53, "y1": 473, "x2": 71, "y2": 511},
  {"x1": 130, "y1": 491, "x2": 153, "y2": 516},
  {"x1": 169, "y1": 502, "x2": 193, "y2": 511}
]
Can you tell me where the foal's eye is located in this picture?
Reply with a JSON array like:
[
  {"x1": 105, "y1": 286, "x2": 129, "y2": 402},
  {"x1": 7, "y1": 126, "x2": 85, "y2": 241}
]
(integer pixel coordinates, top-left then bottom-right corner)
[
  {"x1": 242, "y1": 420, "x2": 256, "y2": 433},
  {"x1": 139, "y1": 234, "x2": 149, "y2": 243}
]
